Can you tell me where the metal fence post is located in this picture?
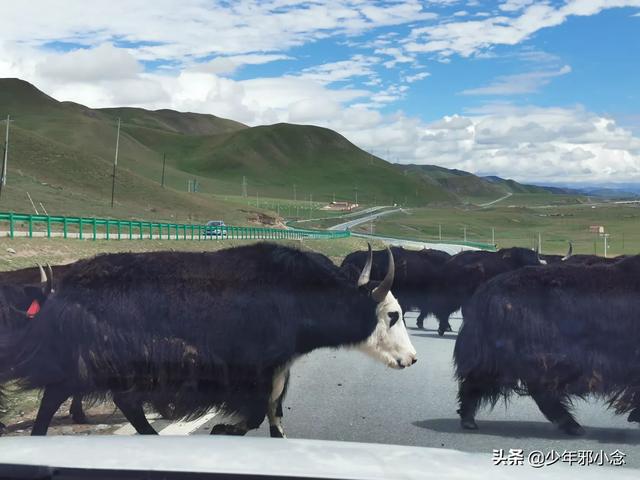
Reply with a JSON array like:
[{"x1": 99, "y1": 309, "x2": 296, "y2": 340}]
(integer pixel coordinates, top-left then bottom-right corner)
[
  {"x1": 28, "y1": 215, "x2": 33, "y2": 238},
  {"x1": 139, "y1": 222, "x2": 143, "y2": 240},
  {"x1": 46, "y1": 215, "x2": 51, "y2": 238},
  {"x1": 92, "y1": 218, "x2": 97, "y2": 241},
  {"x1": 79, "y1": 218, "x2": 83, "y2": 240},
  {"x1": 9, "y1": 212, "x2": 14, "y2": 239},
  {"x1": 117, "y1": 221, "x2": 121, "y2": 240},
  {"x1": 63, "y1": 217, "x2": 68, "y2": 239}
]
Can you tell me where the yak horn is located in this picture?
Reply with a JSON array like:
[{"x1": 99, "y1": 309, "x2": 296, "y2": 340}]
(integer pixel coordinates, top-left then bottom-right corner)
[
  {"x1": 357, "y1": 243, "x2": 373, "y2": 287},
  {"x1": 371, "y1": 247, "x2": 394, "y2": 303},
  {"x1": 37, "y1": 263, "x2": 46, "y2": 283},
  {"x1": 45, "y1": 263, "x2": 54, "y2": 295},
  {"x1": 562, "y1": 242, "x2": 573, "y2": 261}
]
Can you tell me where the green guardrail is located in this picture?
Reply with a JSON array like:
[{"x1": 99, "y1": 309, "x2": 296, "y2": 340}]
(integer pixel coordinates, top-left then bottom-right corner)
[{"x1": 0, "y1": 212, "x2": 350, "y2": 241}]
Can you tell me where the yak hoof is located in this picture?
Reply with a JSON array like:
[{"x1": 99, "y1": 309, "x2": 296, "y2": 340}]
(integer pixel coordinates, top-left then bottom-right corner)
[
  {"x1": 416, "y1": 323, "x2": 424, "y2": 329},
  {"x1": 211, "y1": 424, "x2": 248, "y2": 436},
  {"x1": 460, "y1": 418, "x2": 478, "y2": 430},
  {"x1": 627, "y1": 410, "x2": 640, "y2": 423},
  {"x1": 558, "y1": 421, "x2": 585, "y2": 436},
  {"x1": 437, "y1": 328, "x2": 445, "y2": 336},
  {"x1": 269, "y1": 425, "x2": 286, "y2": 438},
  {"x1": 71, "y1": 413, "x2": 89, "y2": 424}
]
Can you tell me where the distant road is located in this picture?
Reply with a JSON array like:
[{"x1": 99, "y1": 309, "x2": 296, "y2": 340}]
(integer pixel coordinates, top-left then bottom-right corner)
[
  {"x1": 328, "y1": 208, "x2": 402, "y2": 231},
  {"x1": 477, "y1": 192, "x2": 512, "y2": 208},
  {"x1": 352, "y1": 233, "x2": 478, "y2": 254}
]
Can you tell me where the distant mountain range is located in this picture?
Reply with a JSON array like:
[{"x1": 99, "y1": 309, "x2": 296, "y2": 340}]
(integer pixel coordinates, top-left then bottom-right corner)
[{"x1": 0, "y1": 77, "x2": 635, "y2": 222}]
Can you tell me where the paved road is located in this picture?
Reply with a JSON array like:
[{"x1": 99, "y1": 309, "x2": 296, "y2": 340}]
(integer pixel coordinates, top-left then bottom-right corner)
[
  {"x1": 477, "y1": 192, "x2": 513, "y2": 207},
  {"x1": 352, "y1": 232, "x2": 479, "y2": 254},
  {"x1": 328, "y1": 209, "x2": 402, "y2": 231},
  {"x1": 115, "y1": 312, "x2": 639, "y2": 468}
]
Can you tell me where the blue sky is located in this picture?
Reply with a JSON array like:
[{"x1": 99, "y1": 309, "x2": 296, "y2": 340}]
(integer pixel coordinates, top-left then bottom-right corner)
[{"x1": 1, "y1": 1, "x2": 639, "y2": 183}]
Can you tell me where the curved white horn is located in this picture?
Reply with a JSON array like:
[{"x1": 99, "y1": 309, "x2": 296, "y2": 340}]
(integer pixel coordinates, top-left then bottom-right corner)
[
  {"x1": 37, "y1": 263, "x2": 46, "y2": 283},
  {"x1": 357, "y1": 243, "x2": 373, "y2": 287},
  {"x1": 561, "y1": 242, "x2": 573, "y2": 261}
]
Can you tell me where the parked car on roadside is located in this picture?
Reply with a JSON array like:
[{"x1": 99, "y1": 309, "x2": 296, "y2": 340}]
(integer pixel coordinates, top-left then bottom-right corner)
[{"x1": 204, "y1": 220, "x2": 227, "y2": 238}]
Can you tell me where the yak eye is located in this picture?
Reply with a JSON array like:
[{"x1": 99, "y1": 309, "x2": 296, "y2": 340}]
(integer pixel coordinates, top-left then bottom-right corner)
[{"x1": 388, "y1": 311, "x2": 400, "y2": 327}]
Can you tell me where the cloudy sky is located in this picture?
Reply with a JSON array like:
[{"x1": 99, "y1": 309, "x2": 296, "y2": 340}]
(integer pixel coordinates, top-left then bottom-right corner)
[{"x1": 1, "y1": 0, "x2": 640, "y2": 184}]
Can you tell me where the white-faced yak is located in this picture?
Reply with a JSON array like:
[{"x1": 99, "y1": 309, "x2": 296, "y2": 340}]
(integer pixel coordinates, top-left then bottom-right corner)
[
  {"x1": 455, "y1": 255, "x2": 640, "y2": 435},
  {"x1": 0, "y1": 243, "x2": 417, "y2": 437}
]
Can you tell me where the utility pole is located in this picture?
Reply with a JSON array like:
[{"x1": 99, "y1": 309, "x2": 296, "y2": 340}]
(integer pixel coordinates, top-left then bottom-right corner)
[
  {"x1": 293, "y1": 184, "x2": 297, "y2": 202},
  {"x1": 0, "y1": 114, "x2": 10, "y2": 198},
  {"x1": 110, "y1": 118, "x2": 120, "y2": 208},
  {"x1": 256, "y1": 192, "x2": 259, "y2": 208},
  {"x1": 354, "y1": 186, "x2": 358, "y2": 205},
  {"x1": 161, "y1": 152, "x2": 166, "y2": 187},
  {"x1": 242, "y1": 176, "x2": 247, "y2": 198},
  {"x1": 464, "y1": 226, "x2": 467, "y2": 242},
  {"x1": 604, "y1": 234, "x2": 609, "y2": 258},
  {"x1": 439, "y1": 224, "x2": 442, "y2": 241},
  {"x1": 538, "y1": 232, "x2": 542, "y2": 254},
  {"x1": 492, "y1": 227, "x2": 495, "y2": 245}
]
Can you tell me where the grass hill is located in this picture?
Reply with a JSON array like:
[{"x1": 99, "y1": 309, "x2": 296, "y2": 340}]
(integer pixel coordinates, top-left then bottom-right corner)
[{"x1": 0, "y1": 78, "x2": 455, "y2": 223}]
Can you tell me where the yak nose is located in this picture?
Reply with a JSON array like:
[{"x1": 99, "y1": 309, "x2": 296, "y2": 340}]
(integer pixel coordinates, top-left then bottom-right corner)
[{"x1": 411, "y1": 357, "x2": 418, "y2": 365}]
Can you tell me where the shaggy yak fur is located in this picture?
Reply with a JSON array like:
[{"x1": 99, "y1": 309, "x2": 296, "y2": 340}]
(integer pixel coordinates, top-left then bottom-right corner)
[
  {"x1": 0, "y1": 243, "x2": 400, "y2": 436},
  {"x1": 341, "y1": 246, "x2": 450, "y2": 330},
  {"x1": 0, "y1": 264, "x2": 87, "y2": 426},
  {"x1": 455, "y1": 255, "x2": 640, "y2": 435}
]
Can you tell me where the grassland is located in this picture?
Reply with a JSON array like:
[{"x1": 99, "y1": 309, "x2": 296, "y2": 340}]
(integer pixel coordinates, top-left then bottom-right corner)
[{"x1": 361, "y1": 198, "x2": 640, "y2": 256}]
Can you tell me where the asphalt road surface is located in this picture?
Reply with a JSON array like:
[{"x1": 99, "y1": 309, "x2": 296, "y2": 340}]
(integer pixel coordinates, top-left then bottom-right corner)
[{"x1": 115, "y1": 312, "x2": 639, "y2": 469}]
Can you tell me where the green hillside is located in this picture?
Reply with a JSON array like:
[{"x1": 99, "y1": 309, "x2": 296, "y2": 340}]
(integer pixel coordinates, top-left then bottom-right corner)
[{"x1": 0, "y1": 78, "x2": 455, "y2": 222}]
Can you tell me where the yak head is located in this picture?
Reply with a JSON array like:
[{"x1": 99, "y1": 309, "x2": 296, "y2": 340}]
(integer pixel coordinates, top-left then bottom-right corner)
[
  {"x1": 1, "y1": 263, "x2": 54, "y2": 325},
  {"x1": 355, "y1": 244, "x2": 417, "y2": 370}
]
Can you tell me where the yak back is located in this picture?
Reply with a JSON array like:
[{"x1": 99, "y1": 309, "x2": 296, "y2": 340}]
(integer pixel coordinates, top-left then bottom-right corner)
[
  {"x1": 457, "y1": 255, "x2": 640, "y2": 411},
  {"x1": 2, "y1": 243, "x2": 379, "y2": 419}
]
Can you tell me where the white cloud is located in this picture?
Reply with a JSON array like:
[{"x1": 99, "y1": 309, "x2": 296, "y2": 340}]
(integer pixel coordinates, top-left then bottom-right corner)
[
  {"x1": 404, "y1": 71, "x2": 431, "y2": 83},
  {"x1": 499, "y1": 0, "x2": 535, "y2": 12},
  {"x1": 299, "y1": 55, "x2": 379, "y2": 84},
  {"x1": 461, "y1": 65, "x2": 571, "y2": 95},
  {"x1": 406, "y1": 1, "x2": 640, "y2": 58},
  {"x1": 36, "y1": 44, "x2": 141, "y2": 82},
  {"x1": 0, "y1": 1, "x2": 433, "y2": 61}
]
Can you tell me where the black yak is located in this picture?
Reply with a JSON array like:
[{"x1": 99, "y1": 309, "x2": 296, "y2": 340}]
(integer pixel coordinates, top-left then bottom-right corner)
[
  {"x1": 455, "y1": 256, "x2": 640, "y2": 435},
  {"x1": 0, "y1": 264, "x2": 87, "y2": 426},
  {"x1": 0, "y1": 243, "x2": 417, "y2": 436},
  {"x1": 426, "y1": 247, "x2": 545, "y2": 335},
  {"x1": 341, "y1": 246, "x2": 450, "y2": 330}
]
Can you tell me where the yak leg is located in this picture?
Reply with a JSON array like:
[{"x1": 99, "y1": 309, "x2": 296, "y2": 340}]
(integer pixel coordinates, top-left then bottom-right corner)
[
  {"x1": 457, "y1": 374, "x2": 501, "y2": 431},
  {"x1": 529, "y1": 390, "x2": 584, "y2": 436},
  {"x1": 32, "y1": 385, "x2": 72, "y2": 435},
  {"x1": 456, "y1": 376, "x2": 484, "y2": 430},
  {"x1": 415, "y1": 312, "x2": 426, "y2": 329},
  {"x1": 268, "y1": 368, "x2": 290, "y2": 438},
  {"x1": 627, "y1": 406, "x2": 640, "y2": 423},
  {"x1": 112, "y1": 393, "x2": 157, "y2": 435},
  {"x1": 69, "y1": 395, "x2": 88, "y2": 424},
  {"x1": 436, "y1": 313, "x2": 453, "y2": 336}
]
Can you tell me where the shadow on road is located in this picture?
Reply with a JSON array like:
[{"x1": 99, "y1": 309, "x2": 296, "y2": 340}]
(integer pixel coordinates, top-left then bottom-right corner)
[{"x1": 413, "y1": 418, "x2": 640, "y2": 445}]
